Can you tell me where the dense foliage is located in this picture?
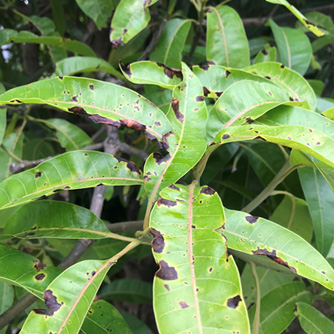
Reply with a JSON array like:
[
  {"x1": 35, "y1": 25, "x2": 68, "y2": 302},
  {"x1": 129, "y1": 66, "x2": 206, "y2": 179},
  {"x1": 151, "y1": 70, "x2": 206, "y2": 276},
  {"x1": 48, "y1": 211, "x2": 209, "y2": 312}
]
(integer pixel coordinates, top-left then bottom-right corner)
[{"x1": 0, "y1": 0, "x2": 334, "y2": 333}]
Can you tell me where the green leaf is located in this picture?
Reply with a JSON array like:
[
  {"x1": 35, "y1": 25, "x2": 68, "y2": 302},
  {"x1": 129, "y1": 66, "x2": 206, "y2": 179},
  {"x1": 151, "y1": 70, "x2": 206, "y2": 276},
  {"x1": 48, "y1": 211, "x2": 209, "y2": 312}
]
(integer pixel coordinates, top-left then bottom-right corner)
[
  {"x1": 0, "y1": 76, "x2": 172, "y2": 141},
  {"x1": 206, "y1": 5, "x2": 250, "y2": 68},
  {"x1": 0, "y1": 29, "x2": 96, "y2": 57},
  {"x1": 223, "y1": 209, "x2": 334, "y2": 290},
  {"x1": 143, "y1": 63, "x2": 208, "y2": 200},
  {"x1": 0, "y1": 83, "x2": 6, "y2": 145},
  {"x1": 269, "y1": 20, "x2": 312, "y2": 75},
  {"x1": 50, "y1": 0, "x2": 66, "y2": 35},
  {"x1": 120, "y1": 61, "x2": 182, "y2": 89},
  {"x1": 0, "y1": 282, "x2": 14, "y2": 334},
  {"x1": 207, "y1": 79, "x2": 294, "y2": 142},
  {"x1": 150, "y1": 184, "x2": 250, "y2": 333},
  {"x1": 1, "y1": 200, "x2": 131, "y2": 240},
  {"x1": 270, "y1": 195, "x2": 313, "y2": 242},
  {"x1": 150, "y1": 18, "x2": 191, "y2": 69},
  {"x1": 244, "y1": 62, "x2": 316, "y2": 110},
  {"x1": 20, "y1": 259, "x2": 112, "y2": 334},
  {"x1": 213, "y1": 124, "x2": 334, "y2": 169},
  {"x1": 265, "y1": 0, "x2": 325, "y2": 36},
  {"x1": 76, "y1": 0, "x2": 115, "y2": 29},
  {"x1": 0, "y1": 150, "x2": 143, "y2": 210},
  {"x1": 121, "y1": 311, "x2": 153, "y2": 334},
  {"x1": 110, "y1": 0, "x2": 158, "y2": 47},
  {"x1": 248, "y1": 282, "x2": 313, "y2": 334},
  {"x1": 241, "y1": 264, "x2": 293, "y2": 307},
  {"x1": 81, "y1": 300, "x2": 132, "y2": 334},
  {"x1": 295, "y1": 302, "x2": 334, "y2": 334},
  {"x1": 253, "y1": 44, "x2": 277, "y2": 64},
  {"x1": 298, "y1": 167, "x2": 334, "y2": 256},
  {"x1": 54, "y1": 56, "x2": 123, "y2": 79},
  {"x1": 0, "y1": 243, "x2": 61, "y2": 298},
  {"x1": 99, "y1": 278, "x2": 152, "y2": 303}
]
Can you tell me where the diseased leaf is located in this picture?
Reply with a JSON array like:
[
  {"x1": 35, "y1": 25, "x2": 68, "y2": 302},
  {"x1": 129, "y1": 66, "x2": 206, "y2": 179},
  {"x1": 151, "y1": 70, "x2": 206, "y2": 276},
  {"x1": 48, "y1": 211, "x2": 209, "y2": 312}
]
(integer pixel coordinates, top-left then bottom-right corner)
[
  {"x1": 150, "y1": 184, "x2": 249, "y2": 334},
  {"x1": 54, "y1": 56, "x2": 122, "y2": 78},
  {"x1": 1, "y1": 200, "x2": 131, "y2": 241},
  {"x1": 269, "y1": 20, "x2": 312, "y2": 75},
  {"x1": 150, "y1": 18, "x2": 191, "y2": 69},
  {"x1": 248, "y1": 282, "x2": 313, "y2": 334},
  {"x1": 0, "y1": 243, "x2": 61, "y2": 298},
  {"x1": 254, "y1": 44, "x2": 276, "y2": 64},
  {"x1": 143, "y1": 63, "x2": 208, "y2": 200},
  {"x1": 0, "y1": 150, "x2": 143, "y2": 210},
  {"x1": 295, "y1": 302, "x2": 334, "y2": 334},
  {"x1": 110, "y1": 0, "x2": 158, "y2": 47},
  {"x1": 120, "y1": 61, "x2": 182, "y2": 89},
  {"x1": 298, "y1": 167, "x2": 334, "y2": 256},
  {"x1": 0, "y1": 76, "x2": 172, "y2": 141},
  {"x1": 244, "y1": 62, "x2": 316, "y2": 109},
  {"x1": 265, "y1": 0, "x2": 325, "y2": 36},
  {"x1": 81, "y1": 300, "x2": 132, "y2": 334},
  {"x1": 222, "y1": 209, "x2": 334, "y2": 290},
  {"x1": 206, "y1": 5, "x2": 250, "y2": 68},
  {"x1": 76, "y1": 0, "x2": 115, "y2": 29},
  {"x1": 20, "y1": 259, "x2": 112, "y2": 334}
]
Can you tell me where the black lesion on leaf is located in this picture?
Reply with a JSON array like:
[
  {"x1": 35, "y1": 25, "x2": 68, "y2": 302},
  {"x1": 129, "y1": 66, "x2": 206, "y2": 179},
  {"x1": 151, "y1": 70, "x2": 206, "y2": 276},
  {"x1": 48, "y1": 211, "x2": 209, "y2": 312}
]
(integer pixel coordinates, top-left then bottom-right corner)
[
  {"x1": 156, "y1": 260, "x2": 178, "y2": 280},
  {"x1": 179, "y1": 301, "x2": 189, "y2": 308},
  {"x1": 245, "y1": 215, "x2": 258, "y2": 224},
  {"x1": 171, "y1": 98, "x2": 184, "y2": 123},
  {"x1": 10, "y1": 99, "x2": 22, "y2": 103},
  {"x1": 168, "y1": 184, "x2": 180, "y2": 191},
  {"x1": 199, "y1": 63, "x2": 210, "y2": 70},
  {"x1": 115, "y1": 156, "x2": 140, "y2": 174},
  {"x1": 196, "y1": 96, "x2": 204, "y2": 102},
  {"x1": 58, "y1": 76, "x2": 63, "y2": 80},
  {"x1": 252, "y1": 247, "x2": 297, "y2": 274},
  {"x1": 151, "y1": 228, "x2": 165, "y2": 253},
  {"x1": 159, "y1": 131, "x2": 173, "y2": 150},
  {"x1": 33, "y1": 260, "x2": 46, "y2": 272},
  {"x1": 156, "y1": 62, "x2": 182, "y2": 79},
  {"x1": 68, "y1": 106, "x2": 87, "y2": 115},
  {"x1": 265, "y1": 76, "x2": 271, "y2": 80},
  {"x1": 120, "y1": 119, "x2": 146, "y2": 131},
  {"x1": 281, "y1": 64, "x2": 285, "y2": 69},
  {"x1": 35, "y1": 273, "x2": 46, "y2": 280},
  {"x1": 70, "y1": 95, "x2": 78, "y2": 102},
  {"x1": 200, "y1": 186, "x2": 215, "y2": 195},
  {"x1": 225, "y1": 70, "x2": 231, "y2": 78},
  {"x1": 222, "y1": 134, "x2": 230, "y2": 140},
  {"x1": 119, "y1": 60, "x2": 132, "y2": 77},
  {"x1": 89, "y1": 84, "x2": 94, "y2": 90},
  {"x1": 255, "y1": 136, "x2": 267, "y2": 141},
  {"x1": 304, "y1": 19, "x2": 315, "y2": 26},
  {"x1": 33, "y1": 290, "x2": 63, "y2": 316},
  {"x1": 164, "y1": 284, "x2": 170, "y2": 291},
  {"x1": 227, "y1": 295, "x2": 242, "y2": 309},
  {"x1": 203, "y1": 87, "x2": 210, "y2": 97},
  {"x1": 245, "y1": 117, "x2": 254, "y2": 124},
  {"x1": 262, "y1": 49, "x2": 268, "y2": 55},
  {"x1": 157, "y1": 197, "x2": 177, "y2": 207},
  {"x1": 35, "y1": 171, "x2": 42, "y2": 178},
  {"x1": 153, "y1": 152, "x2": 171, "y2": 165}
]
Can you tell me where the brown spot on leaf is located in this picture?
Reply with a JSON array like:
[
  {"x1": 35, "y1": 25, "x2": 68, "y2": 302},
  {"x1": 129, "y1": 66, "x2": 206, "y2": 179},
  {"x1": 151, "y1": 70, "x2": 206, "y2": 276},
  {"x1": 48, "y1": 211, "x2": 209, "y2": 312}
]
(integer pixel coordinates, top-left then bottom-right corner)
[
  {"x1": 171, "y1": 98, "x2": 184, "y2": 123},
  {"x1": 265, "y1": 76, "x2": 271, "y2": 80},
  {"x1": 120, "y1": 119, "x2": 146, "y2": 131},
  {"x1": 33, "y1": 290, "x2": 63, "y2": 316},
  {"x1": 154, "y1": 121, "x2": 161, "y2": 126},
  {"x1": 225, "y1": 70, "x2": 231, "y2": 78},
  {"x1": 89, "y1": 84, "x2": 94, "y2": 90},
  {"x1": 164, "y1": 284, "x2": 170, "y2": 291},
  {"x1": 168, "y1": 184, "x2": 180, "y2": 191},
  {"x1": 153, "y1": 152, "x2": 170, "y2": 165},
  {"x1": 68, "y1": 106, "x2": 87, "y2": 115},
  {"x1": 70, "y1": 95, "x2": 78, "y2": 102},
  {"x1": 246, "y1": 215, "x2": 258, "y2": 224},
  {"x1": 281, "y1": 64, "x2": 285, "y2": 69},
  {"x1": 227, "y1": 295, "x2": 242, "y2": 309},
  {"x1": 35, "y1": 273, "x2": 46, "y2": 280},
  {"x1": 157, "y1": 197, "x2": 177, "y2": 207},
  {"x1": 156, "y1": 62, "x2": 182, "y2": 79},
  {"x1": 33, "y1": 260, "x2": 46, "y2": 272},
  {"x1": 119, "y1": 60, "x2": 132, "y2": 77},
  {"x1": 156, "y1": 260, "x2": 178, "y2": 280},
  {"x1": 179, "y1": 301, "x2": 189, "y2": 308},
  {"x1": 203, "y1": 87, "x2": 210, "y2": 97},
  {"x1": 115, "y1": 156, "x2": 140, "y2": 174},
  {"x1": 160, "y1": 131, "x2": 173, "y2": 150},
  {"x1": 196, "y1": 96, "x2": 204, "y2": 102},
  {"x1": 245, "y1": 117, "x2": 254, "y2": 124},
  {"x1": 10, "y1": 99, "x2": 22, "y2": 103},
  {"x1": 35, "y1": 171, "x2": 42, "y2": 178},
  {"x1": 255, "y1": 136, "x2": 267, "y2": 141},
  {"x1": 200, "y1": 186, "x2": 215, "y2": 195},
  {"x1": 262, "y1": 49, "x2": 268, "y2": 55},
  {"x1": 151, "y1": 228, "x2": 165, "y2": 253},
  {"x1": 222, "y1": 134, "x2": 230, "y2": 140}
]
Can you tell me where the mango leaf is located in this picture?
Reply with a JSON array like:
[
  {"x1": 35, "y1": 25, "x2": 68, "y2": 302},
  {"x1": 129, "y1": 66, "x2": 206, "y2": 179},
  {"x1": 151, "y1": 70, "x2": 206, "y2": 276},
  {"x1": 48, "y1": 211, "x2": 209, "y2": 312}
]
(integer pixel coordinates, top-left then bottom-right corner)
[
  {"x1": 298, "y1": 167, "x2": 334, "y2": 257},
  {"x1": 270, "y1": 195, "x2": 313, "y2": 242},
  {"x1": 99, "y1": 278, "x2": 152, "y2": 303},
  {"x1": 150, "y1": 18, "x2": 191, "y2": 69},
  {"x1": 249, "y1": 38, "x2": 270, "y2": 57},
  {"x1": 0, "y1": 243, "x2": 62, "y2": 299},
  {"x1": 76, "y1": 0, "x2": 115, "y2": 29},
  {"x1": 143, "y1": 63, "x2": 208, "y2": 200},
  {"x1": 120, "y1": 61, "x2": 182, "y2": 89},
  {"x1": 0, "y1": 150, "x2": 143, "y2": 210},
  {"x1": 32, "y1": 118, "x2": 93, "y2": 151},
  {"x1": 241, "y1": 264, "x2": 293, "y2": 307},
  {"x1": 206, "y1": 5, "x2": 250, "y2": 68},
  {"x1": 213, "y1": 124, "x2": 334, "y2": 169},
  {"x1": 244, "y1": 62, "x2": 316, "y2": 110},
  {"x1": 0, "y1": 282, "x2": 14, "y2": 334},
  {"x1": 0, "y1": 76, "x2": 172, "y2": 141},
  {"x1": 207, "y1": 79, "x2": 294, "y2": 142},
  {"x1": 295, "y1": 302, "x2": 334, "y2": 334},
  {"x1": 121, "y1": 311, "x2": 153, "y2": 334},
  {"x1": 54, "y1": 56, "x2": 122, "y2": 78},
  {"x1": 222, "y1": 209, "x2": 334, "y2": 290},
  {"x1": 265, "y1": 0, "x2": 324, "y2": 37},
  {"x1": 0, "y1": 29, "x2": 96, "y2": 57},
  {"x1": 20, "y1": 259, "x2": 113, "y2": 334},
  {"x1": 1, "y1": 200, "x2": 133, "y2": 241},
  {"x1": 81, "y1": 300, "x2": 132, "y2": 334},
  {"x1": 254, "y1": 44, "x2": 277, "y2": 64},
  {"x1": 150, "y1": 184, "x2": 250, "y2": 333},
  {"x1": 110, "y1": 0, "x2": 158, "y2": 47},
  {"x1": 248, "y1": 282, "x2": 313, "y2": 334},
  {"x1": 269, "y1": 20, "x2": 312, "y2": 75}
]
